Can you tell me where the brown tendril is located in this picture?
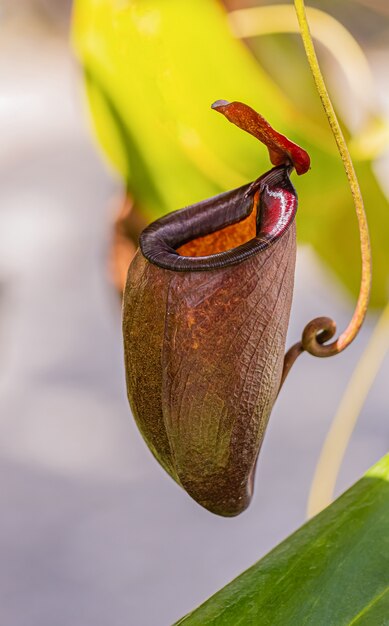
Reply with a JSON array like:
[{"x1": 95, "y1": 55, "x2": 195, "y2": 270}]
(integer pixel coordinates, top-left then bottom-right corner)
[
  {"x1": 279, "y1": 318, "x2": 336, "y2": 392},
  {"x1": 280, "y1": 1, "x2": 371, "y2": 389}
]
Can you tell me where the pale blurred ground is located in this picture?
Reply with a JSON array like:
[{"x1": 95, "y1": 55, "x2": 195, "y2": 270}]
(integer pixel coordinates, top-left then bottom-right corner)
[{"x1": 0, "y1": 3, "x2": 388, "y2": 626}]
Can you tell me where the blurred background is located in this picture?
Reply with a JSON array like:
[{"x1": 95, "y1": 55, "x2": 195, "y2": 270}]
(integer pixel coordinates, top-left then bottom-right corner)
[{"x1": 0, "y1": 1, "x2": 388, "y2": 625}]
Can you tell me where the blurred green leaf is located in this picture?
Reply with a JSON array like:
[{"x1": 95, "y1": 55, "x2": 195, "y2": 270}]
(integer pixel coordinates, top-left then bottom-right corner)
[
  {"x1": 72, "y1": 0, "x2": 389, "y2": 306},
  {"x1": 175, "y1": 454, "x2": 389, "y2": 625}
]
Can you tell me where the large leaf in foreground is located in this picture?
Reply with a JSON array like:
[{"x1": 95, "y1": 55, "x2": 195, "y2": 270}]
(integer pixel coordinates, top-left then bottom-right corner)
[{"x1": 176, "y1": 454, "x2": 389, "y2": 625}]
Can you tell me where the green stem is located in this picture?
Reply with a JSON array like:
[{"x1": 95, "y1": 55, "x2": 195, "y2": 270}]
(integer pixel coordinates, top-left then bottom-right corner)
[{"x1": 290, "y1": 0, "x2": 371, "y2": 358}]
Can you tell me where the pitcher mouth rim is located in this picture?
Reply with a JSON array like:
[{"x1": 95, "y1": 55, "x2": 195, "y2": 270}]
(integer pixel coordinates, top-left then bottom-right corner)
[{"x1": 140, "y1": 165, "x2": 296, "y2": 272}]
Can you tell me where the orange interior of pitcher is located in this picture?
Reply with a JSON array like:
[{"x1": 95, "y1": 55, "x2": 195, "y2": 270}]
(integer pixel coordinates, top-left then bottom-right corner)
[{"x1": 178, "y1": 191, "x2": 259, "y2": 257}]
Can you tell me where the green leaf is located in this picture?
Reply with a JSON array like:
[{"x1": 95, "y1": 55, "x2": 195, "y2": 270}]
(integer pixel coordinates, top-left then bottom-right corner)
[
  {"x1": 71, "y1": 0, "x2": 389, "y2": 305},
  {"x1": 175, "y1": 454, "x2": 389, "y2": 625}
]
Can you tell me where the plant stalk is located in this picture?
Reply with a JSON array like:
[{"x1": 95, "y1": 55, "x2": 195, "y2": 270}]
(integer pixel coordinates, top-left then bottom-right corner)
[{"x1": 291, "y1": 0, "x2": 371, "y2": 360}]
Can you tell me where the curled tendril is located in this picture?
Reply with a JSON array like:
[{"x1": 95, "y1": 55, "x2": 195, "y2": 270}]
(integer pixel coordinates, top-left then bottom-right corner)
[
  {"x1": 280, "y1": 318, "x2": 336, "y2": 390},
  {"x1": 280, "y1": 1, "x2": 371, "y2": 390},
  {"x1": 301, "y1": 317, "x2": 337, "y2": 356}
]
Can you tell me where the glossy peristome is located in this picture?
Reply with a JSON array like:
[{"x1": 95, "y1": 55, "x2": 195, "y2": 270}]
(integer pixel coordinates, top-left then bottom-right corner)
[
  {"x1": 140, "y1": 165, "x2": 296, "y2": 271},
  {"x1": 123, "y1": 102, "x2": 309, "y2": 516}
]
